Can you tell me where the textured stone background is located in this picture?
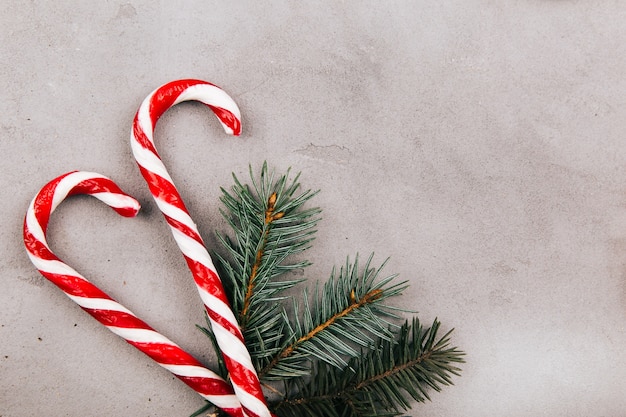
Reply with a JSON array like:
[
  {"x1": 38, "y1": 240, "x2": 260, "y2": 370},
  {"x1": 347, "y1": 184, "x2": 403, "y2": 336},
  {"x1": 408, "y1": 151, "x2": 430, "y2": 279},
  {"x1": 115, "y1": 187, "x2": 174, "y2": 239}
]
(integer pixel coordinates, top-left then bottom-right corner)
[{"x1": 1, "y1": 1, "x2": 625, "y2": 416}]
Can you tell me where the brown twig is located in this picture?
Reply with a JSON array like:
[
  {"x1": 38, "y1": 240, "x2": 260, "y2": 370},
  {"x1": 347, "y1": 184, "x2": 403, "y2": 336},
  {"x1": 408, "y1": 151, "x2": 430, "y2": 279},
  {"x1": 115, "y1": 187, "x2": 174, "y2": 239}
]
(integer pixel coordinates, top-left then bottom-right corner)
[{"x1": 239, "y1": 192, "x2": 283, "y2": 326}]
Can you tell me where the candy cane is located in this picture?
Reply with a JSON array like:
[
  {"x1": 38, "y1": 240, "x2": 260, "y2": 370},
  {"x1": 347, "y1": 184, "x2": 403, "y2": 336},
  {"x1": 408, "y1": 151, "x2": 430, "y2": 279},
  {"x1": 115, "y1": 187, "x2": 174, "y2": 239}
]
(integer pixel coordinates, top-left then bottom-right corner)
[
  {"x1": 131, "y1": 79, "x2": 271, "y2": 417},
  {"x1": 23, "y1": 171, "x2": 245, "y2": 417}
]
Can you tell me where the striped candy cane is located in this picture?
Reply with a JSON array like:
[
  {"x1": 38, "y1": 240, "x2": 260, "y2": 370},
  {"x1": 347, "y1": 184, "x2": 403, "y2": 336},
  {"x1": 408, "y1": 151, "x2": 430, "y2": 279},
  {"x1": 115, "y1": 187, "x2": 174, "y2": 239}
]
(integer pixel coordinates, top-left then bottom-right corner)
[
  {"x1": 23, "y1": 171, "x2": 245, "y2": 417},
  {"x1": 131, "y1": 79, "x2": 271, "y2": 417}
]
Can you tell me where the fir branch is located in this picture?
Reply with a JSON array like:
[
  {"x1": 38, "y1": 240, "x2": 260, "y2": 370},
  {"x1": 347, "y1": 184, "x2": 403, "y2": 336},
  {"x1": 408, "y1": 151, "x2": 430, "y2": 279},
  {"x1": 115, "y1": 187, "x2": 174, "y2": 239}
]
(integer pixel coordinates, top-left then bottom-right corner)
[
  {"x1": 212, "y1": 162, "x2": 321, "y2": 370},
  {"x1": 273, "y1": 318, "x2": 465, "y2": 417},
  {"x1": 260, "y1": 255, "x2": 408, "y2": 380},
  {"x1": 194, "y1": 164, "x2": 464, "y2": 417}
]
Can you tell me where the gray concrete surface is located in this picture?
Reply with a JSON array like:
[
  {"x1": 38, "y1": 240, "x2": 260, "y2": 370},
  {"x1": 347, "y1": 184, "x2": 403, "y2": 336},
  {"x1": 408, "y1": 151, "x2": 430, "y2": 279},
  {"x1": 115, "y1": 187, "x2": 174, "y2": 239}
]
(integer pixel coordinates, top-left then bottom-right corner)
[{"x1": 2, "y1": 1, "x2": 625, "y2": 416}]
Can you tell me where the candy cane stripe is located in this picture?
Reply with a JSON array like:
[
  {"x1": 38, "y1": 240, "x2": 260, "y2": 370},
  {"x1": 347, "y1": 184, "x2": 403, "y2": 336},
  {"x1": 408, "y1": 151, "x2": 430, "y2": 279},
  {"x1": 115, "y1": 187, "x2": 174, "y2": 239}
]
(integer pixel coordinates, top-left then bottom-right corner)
[
  {"x1": 163, "y1": 364, "x2": 225, "y2": 378},
  {"x1": 66, "y1": 296, "x2": 133, "y2": 314},
  {"x1": 233, "y1": 388, "x2": 269, "y2": 417},
  {"x1": 132, "y1": 122, "x2": 160, "y2": 158},
  {"x1": 127, "y1": 345, "x2": 202, "y2": 366},
  {"x1": 107, "y1": 327, "x2": 175, "y2": 344},
  {"x1": 165, "y1": 215, "x2": 205, "y2": 246},
  {"x1": 27, "y1": 258, "x2": 78, "y2": 278},
  {"x1": 199, "y1": 291, "x2": 244, "y2": 333},
  {"x1": 174, "y1": 230, "x2": 216, "y2": 268},
  {"x1": 23, "y1": 172, "x2": 245, "y2": 416},
  {"x1": 136, "y1": 165, "x2": 185, "y2": 210},
  {"x1": 131, "y1": 79, "x2": 271, "y2": 417},
  {"x1": 206, "y1": 303, "x2": 247, "y2": 343},
  {"x1": 185, "y1": 257, "x2": 229, "y2": 305},
  {"x1": 86, "y1": 309, "x2": 151, "y2": 329}
]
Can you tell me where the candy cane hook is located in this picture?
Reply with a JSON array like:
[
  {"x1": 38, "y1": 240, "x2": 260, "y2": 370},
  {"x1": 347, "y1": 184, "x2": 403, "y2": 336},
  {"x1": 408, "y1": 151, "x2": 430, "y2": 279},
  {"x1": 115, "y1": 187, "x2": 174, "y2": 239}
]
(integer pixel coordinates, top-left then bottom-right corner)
[
  {"x1": 23, "y1": 171, "x2": 245, "y2": 417},
  {"x1": 131, "y1": 79, "x2": 271, "y2": 417}
]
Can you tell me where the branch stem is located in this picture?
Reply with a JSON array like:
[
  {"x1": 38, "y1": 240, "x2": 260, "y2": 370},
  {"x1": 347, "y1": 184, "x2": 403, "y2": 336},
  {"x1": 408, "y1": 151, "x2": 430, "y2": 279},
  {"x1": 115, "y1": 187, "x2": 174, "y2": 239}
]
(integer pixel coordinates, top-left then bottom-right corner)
[
  {"x1": 239, "y1": 192, "x2": 283, "y2": 326},
  {"x1": 354, "y1": 350, "x2": 432, "y2": 390}
]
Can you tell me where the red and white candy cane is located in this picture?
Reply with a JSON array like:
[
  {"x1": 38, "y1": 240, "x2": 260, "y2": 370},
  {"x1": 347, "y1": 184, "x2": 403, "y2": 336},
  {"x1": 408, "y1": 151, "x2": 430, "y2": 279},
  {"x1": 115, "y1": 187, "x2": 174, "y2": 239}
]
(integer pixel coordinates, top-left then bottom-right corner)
[
  {"x1": 131, "y1": 79, "x2": 271, "y2": 417},
  {"x1": 23, "y1": 171, "x2": 245, "y2": 417}
]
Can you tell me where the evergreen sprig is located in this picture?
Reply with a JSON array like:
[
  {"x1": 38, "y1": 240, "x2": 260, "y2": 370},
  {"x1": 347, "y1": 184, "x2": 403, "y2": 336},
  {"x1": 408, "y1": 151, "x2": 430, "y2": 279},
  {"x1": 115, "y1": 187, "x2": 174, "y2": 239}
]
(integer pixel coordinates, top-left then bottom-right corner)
[
  {"x1": 195, "y1": 164, "x2": 464, "y2": 417},
  {"x1": 273, "y1": 318, "x2": 465, "y2": 417},
  {"x1": 210, "y1": 162, "x2": 321, "y2": 371},
  {"x1": 260, "y1": 255, "x2": 408, "y2": 380}
]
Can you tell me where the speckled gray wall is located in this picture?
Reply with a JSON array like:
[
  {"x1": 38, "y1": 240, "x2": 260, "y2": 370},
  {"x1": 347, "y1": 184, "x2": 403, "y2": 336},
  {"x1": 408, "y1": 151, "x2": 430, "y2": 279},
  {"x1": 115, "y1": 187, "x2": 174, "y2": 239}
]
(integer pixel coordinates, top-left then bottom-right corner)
[{"x1": 1, "y1": 1, "x2": 625, "y2": 416}]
